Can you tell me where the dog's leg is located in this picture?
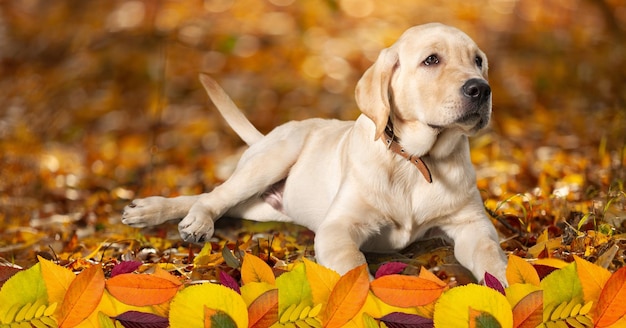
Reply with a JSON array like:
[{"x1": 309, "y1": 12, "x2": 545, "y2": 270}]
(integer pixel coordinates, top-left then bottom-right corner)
[
  {"x1": 311, "y1": 189, "x2": 382, "y2": 275},
  {"x1": 122, "y1": 195, "x2": 201, "y2": 228},
  {"x1": 441, "y1": 207, "x2": 508, "y2": 285},
  {"x1": 178, "y1": 138, "x2": 302, "y2": 242}
]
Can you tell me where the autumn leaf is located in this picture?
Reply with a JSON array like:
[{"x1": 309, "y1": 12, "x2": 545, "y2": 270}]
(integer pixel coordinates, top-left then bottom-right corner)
[
  {"x1": 303, "y1": 258, "x2": 340, "y2": 307},
  {"x1": 540, "y1": 262, "x2": 583, "y2": 310},
  {"x1": 371, "y1": 274, "x2": 446, "y2": 307},
  {"x1": 375, "y1": 262, "x2": 408, "y2": 279},
  {"x1": 106, "y1": 273, "x2": 181, "y2": 307},
  {"x1": 593, "y1": 266, "x2": 626, "y2": 327},
  {"x1": 379, "y1": 312, "x2": 434, "y2": 327},
  {"x1": 241, "y1": 282, "x2": 276, "y2": 306},
  {"x1": 204, "y1": 306, "x2": 237, "y2": 328},
  {"x1": 57, "y1": 263, "x2": 105, "y2": 328},
  {"x1": 115, "y1": 310, "x2": 169, "y2": 328},
  {"x1": 275, "y1": 263, "x2": 312, "y2": 315},
  {"x1": 241, "y1": 253, "x2": 276, "y2": 285},
  {"x1": 506, "y1": 255, "x2": 540, "y2": 286},
  {"x1": 417, "y1": 267, "x2": 446, "y2": 287},
  {"x1": 0, "y1": 263, "x2": 47, "y2": 324},
  {"x1": 504, "y1": 283, "x2": 541, "y2": 310},
  {"x1": 110, "y1": 261, "x2": 142, "y2": 278},
  {"x1": 169, "y1": 283, "x2": 248, "y2": 328},
  {"x1": 573, "y1": 255, "x2": 611, "y2": 303},
  {"x1": 511, "y1": 290, "x2": 542, "y2": 328},
  {"x1": 433, "y1": 284, "x2": 513, "y2": 328},
  {"x1": 220, "y1": 270, "x2": 241, "y2": 294},
  {"x1": 469, "y1": 308, "x2": 502, "y2": 328},
  {"x1": 322, "y1": 264, "x2": 370, "y2": 328},
  {"x1": 484, "y1": 272, "x2": 505, "y2": 296},
  {"x1": 39, "y1": 256, "x2": 75, "y2": 305},
  {"x1": 247, "y1": 288, "x2": 279, "y2": 328}
]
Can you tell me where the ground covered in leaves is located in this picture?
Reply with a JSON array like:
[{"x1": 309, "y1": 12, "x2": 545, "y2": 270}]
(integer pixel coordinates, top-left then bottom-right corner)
[{"x1": 1, "y1": 1, "x2": 626, "y2": 327}]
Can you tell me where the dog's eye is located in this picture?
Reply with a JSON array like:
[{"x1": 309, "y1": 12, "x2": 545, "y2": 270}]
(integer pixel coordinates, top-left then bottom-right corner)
[
  {"x1": 475, "y1": 56, "x2": 483, "y2": 68},
  {"x1": 423, "y1": 54, "x2": 439, "y2": 66}
]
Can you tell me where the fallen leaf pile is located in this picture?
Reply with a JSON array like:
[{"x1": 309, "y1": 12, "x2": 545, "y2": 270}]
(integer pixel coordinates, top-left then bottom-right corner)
[
  {"x1": 2, "y1": 252, "x2": 626, "y2": 327},
  {"x1": 1, "y1": 1, "x2": 626, "y2": 327}
]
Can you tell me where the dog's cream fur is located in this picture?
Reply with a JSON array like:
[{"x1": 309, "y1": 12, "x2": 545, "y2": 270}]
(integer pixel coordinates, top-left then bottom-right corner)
[{"x1": 122, "y1": 23, "x2": 508, "y2": 283}]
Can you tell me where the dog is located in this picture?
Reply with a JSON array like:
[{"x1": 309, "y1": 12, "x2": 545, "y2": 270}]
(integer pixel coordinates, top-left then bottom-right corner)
[{"x1": 122, "y1": 23, "x2": 508, "y2": 284}]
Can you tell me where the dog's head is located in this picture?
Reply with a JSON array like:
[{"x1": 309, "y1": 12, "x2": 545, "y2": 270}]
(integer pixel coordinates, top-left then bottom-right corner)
[{"x1": 356, "y1": 23, "x2": 491, "y2": 154}]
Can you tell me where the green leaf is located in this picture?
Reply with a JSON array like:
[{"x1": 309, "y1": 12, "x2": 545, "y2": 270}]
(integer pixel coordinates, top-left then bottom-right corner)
[
  {"x1": 275, "y1": 263, "x2": 312, "y2": 315},
  {"x1": 0, "y1": 263, "x2": 47, "y2": 324},
  {"x1": 540, "y1": 262, "x2": 583, "y2": 310},
  {"x1": 470, "y1": 309, "x2": 502, "y2": 328}
]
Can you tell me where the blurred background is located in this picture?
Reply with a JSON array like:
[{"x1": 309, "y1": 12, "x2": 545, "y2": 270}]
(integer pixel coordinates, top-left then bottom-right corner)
[{"x1": 1, "y1": 0, "x2": 625, "y2": 227}]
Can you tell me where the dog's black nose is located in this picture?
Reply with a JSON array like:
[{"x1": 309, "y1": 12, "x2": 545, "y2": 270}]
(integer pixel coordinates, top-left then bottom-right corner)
[{"x1": 462, "y1": 78, "x2": 491, "y2": 103}]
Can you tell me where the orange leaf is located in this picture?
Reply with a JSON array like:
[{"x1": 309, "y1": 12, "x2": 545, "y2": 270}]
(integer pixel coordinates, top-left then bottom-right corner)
[
  {"x1": 106, "y1": 273, "x2": 181, "y2": 306},
  {"x1": 418, "y1": 266, "x2": 447, "y2": 287},
  {"x1": 506, "y1": 255, "x2": 540, "y2": 286},
  {"x1": 370, "y1": 274, "x2": 446, "y2": 307},
  {"x1": 57, "y1": 264, "x2": 105, "y2": 328},
  {"x1": 247, "y1": 289, "x2": 279, "y2": 328},
  {"x1": 323, "y1": 264, "x2": 370, "y2": 328},
  {"x1": 152, "y1": 265, "x2": 183, "y2": 287},
  {"x1": 594, "y1": 267, "x2": 626, "y2": 327},
  {"x1": 241, "y1": 253, "x2": 276, "y2": 285},
  {"x1": 511, "y1": 290, "x2": 543, "y2": 328},
  {"x1": 573, "y1": 255, "x2": 611, "y2": 303}
]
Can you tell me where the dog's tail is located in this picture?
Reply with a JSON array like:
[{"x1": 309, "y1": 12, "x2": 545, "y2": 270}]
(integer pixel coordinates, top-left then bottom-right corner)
[{"x1": 199, "y1": 73, "x2": 264, "y2": 145}]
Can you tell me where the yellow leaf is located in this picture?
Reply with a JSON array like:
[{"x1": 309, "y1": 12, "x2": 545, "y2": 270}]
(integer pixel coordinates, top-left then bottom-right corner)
[
  {"x1": 323, "y1": 264, "x2": 370, "y2": 328},
  {"x1": 241, "y1": 282, "x2": 276, "y2": 306},
  {"x1": 532, "y1": 258, "x2": 568, "y2": 269},
  {"x1": 433, "y1": 284, "x2": 513, "y2": 328},
  {"x1": 39, "y1": 256, "x2": 76, "y2": 305},
  {"x1": 303, "y1": 258, "x2": 340, "y2": 307},
  {"x1": 506, "y1": 255, "x2": 540, "y2": 286},
  {"x1": 241, "y1": 253, "x2": 276, "y2": 285},
  {"x1": 505, "y1": 283, "x2": 541, "y2": 308},
  {"x1": 573, "y1": 255, "x2": 611, "y2": 303},
  {"x1": 169, "y1": 283, "x2": 248, "y2": 328},
  {"x1": 57, "y1": 264, "x2": 105, "y2": 328}
]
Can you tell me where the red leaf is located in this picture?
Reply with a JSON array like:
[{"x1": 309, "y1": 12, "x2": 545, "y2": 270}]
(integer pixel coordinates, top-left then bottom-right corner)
[
  {"x1": 110, "y1": 261, "x2": 142, "y2": 278},
  {"x1": 0, "y1": 266, "x2": 21, "y2": 288},
  {"x1": 484, "y1": 272, "x2": 505, "y2": 296},
  {"x1": 115, "y1": 311, "x2": 169, "y2": 328},
  {"x1": 375, "y1": 262, "x2": 408, "y2": 279},
  {"x1": 219, "y1": 271, "x2": 241, "y2": 294},
  {"x1": 533, "y1": 264, "x2": 557, "y2": 280},
  {"x1": 379, "y1": 312, "x2": 434, "y2": 328}
]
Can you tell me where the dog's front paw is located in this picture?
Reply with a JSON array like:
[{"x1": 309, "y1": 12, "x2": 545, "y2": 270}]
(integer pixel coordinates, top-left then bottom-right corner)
[
  {"x1": 178, "y1": 207, "x2": 215, "y2": 243},
  {"x1": 122, "y1": 196, "x2": 170, "y2": 228}
]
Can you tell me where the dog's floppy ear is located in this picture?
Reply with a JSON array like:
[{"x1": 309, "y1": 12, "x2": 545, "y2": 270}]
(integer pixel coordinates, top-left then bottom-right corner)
[{"x1": 355, "y1": 48, "x2": 399, "y2": 140}]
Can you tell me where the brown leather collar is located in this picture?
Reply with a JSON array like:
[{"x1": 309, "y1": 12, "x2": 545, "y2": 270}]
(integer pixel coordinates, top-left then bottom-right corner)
[{"x1": 381, "y1": 123, "x2": 433, "y2": 183}]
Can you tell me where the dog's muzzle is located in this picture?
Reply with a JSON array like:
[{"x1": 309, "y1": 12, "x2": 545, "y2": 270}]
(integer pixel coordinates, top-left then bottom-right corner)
[{"x1": 457, "y1": 78, "x2": 491, "y2": 130}]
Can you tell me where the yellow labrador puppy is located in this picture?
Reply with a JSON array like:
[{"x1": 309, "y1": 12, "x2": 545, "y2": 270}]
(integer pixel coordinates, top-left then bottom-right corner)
[{"x1": 122, "y1": 23, "x2": 508, "y2": 284}]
